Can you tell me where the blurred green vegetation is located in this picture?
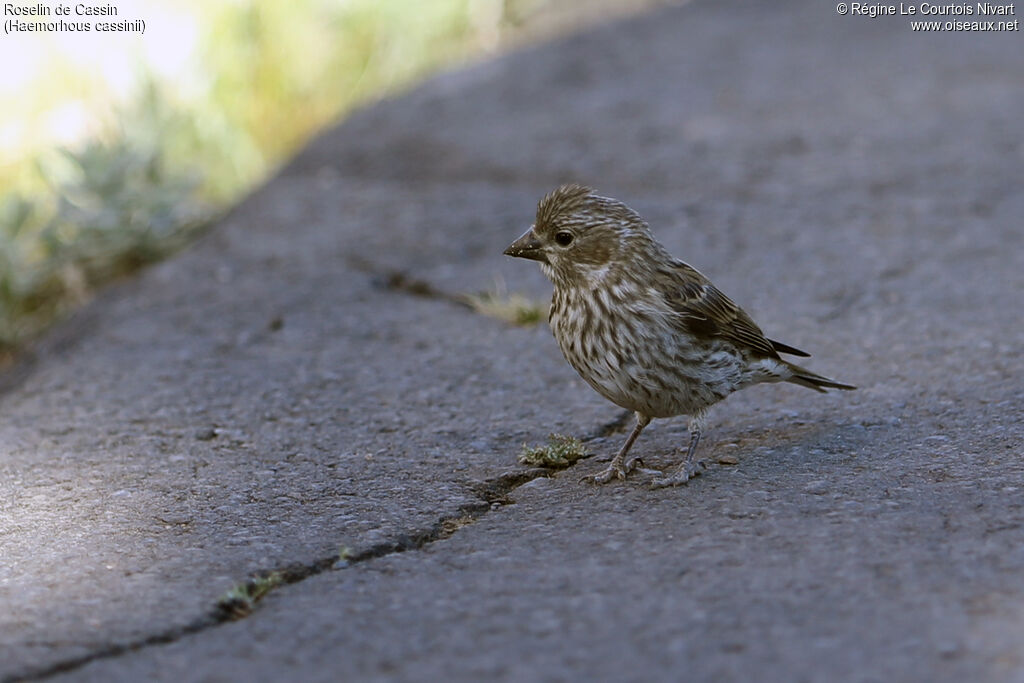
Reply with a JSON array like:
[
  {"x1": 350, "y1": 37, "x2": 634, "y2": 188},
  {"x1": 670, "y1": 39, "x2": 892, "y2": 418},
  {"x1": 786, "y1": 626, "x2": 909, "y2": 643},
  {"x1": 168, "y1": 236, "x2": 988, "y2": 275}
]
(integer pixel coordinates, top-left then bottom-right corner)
[
  {"x1": 0, "y1": 0, "x2": 577, "y2": 355},
  {"x1": 0, "y1": 141, "x2": 208, "y2": 348}
]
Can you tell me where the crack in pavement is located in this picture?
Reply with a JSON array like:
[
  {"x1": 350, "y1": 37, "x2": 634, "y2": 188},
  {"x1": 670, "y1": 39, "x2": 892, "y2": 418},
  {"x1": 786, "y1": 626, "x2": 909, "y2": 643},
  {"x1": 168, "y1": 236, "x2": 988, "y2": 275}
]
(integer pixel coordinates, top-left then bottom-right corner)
[
  {"x1": 10, "y1": 471, "x2": 539, "y2": 681},
  {"x1": 351, "y1": 257, "x2": 550, "y2": 327},
  {"x1": 377, "y1": 270, "x2": 473, "y2": 309},
  {"x1": 347, "y1": 256, "x2": 473, "y2": 311},
  {"x1": 13, "y1": 413, "x2": 628, "y2": 682}
]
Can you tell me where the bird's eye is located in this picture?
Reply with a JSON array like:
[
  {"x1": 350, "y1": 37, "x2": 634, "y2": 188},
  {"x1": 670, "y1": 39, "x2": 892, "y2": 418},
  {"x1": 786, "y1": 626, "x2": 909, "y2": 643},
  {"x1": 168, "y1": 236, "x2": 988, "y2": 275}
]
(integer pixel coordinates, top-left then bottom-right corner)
[{"x1": 554, "y1": 231, "x2": 574, "y2": 246}]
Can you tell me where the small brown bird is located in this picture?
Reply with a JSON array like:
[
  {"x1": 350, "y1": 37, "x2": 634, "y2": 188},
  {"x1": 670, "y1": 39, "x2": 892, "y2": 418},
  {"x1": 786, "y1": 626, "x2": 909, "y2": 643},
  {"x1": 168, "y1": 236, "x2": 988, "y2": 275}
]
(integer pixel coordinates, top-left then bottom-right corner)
[{"x1": 504, "y1": 185, "x2": 855, "y2": 487}]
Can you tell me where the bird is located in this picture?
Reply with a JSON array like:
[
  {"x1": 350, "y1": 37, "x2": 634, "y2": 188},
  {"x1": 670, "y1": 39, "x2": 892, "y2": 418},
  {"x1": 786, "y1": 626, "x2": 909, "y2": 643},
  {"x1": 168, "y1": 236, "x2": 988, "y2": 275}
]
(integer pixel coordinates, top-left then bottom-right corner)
[{"x1": 503, "y1": 184, "x2": 855, "y2": 487}]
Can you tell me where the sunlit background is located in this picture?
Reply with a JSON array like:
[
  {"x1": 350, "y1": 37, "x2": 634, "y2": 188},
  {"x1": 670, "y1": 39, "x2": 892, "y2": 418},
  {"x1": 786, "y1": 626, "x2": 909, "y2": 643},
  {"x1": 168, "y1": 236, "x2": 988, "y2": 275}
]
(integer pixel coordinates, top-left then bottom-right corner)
[{"x1": 0, "y1": 0, "x2": 663, "y2": 358}]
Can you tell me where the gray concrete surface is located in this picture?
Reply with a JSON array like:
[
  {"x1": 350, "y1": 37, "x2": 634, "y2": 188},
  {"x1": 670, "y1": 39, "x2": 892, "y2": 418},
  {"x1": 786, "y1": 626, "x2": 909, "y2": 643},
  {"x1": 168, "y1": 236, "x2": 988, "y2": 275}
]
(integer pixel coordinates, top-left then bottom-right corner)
[{"x1": 3, "y1": 0, "x2": 1023, "y2": 680}]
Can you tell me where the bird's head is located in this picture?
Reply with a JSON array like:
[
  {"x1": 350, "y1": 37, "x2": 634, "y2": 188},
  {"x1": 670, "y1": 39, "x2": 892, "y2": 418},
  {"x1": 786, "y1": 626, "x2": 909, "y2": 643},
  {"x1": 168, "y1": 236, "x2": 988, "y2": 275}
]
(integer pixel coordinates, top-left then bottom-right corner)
[{"x1": 503, "y1": 184, "x2": 653, "y2": 286}]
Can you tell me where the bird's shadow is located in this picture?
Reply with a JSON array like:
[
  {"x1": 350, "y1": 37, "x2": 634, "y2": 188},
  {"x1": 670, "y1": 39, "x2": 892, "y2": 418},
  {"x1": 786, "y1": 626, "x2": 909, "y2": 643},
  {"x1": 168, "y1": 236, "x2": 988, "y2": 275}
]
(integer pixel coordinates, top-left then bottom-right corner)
[{"x1": 587, "y1": 412, "x2": 875, "y2": 481}]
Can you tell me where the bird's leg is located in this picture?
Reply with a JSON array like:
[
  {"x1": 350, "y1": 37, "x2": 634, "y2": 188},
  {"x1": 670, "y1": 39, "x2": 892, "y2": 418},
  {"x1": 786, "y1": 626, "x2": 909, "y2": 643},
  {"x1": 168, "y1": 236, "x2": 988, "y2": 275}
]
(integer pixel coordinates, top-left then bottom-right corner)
[
  {"x1": 652, "y1": 413, "x2": 707, "y2": 488},
  {"x1": 581, "y1": 413, "x2": 651, "y2": 485}
]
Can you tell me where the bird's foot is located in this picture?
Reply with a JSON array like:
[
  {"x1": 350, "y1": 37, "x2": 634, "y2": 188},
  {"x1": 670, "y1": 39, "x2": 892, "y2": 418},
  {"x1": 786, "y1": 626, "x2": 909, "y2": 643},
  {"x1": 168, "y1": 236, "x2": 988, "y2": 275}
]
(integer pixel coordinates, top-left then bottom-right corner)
[
  {"x1": 623, "y1": 455, "x2": 644, "y2": 474},
  {"x1": 624, "y1": 456, "x2": 664, "y2": 479},
  {"x1": 580, "y1": 466, "x2": 620, "y2": 485},
  {"x1": 650, "y1": 459, "x2": 706, "y2": 489},
  {"x1": 581, "y1": 455, "x2": 645, "y2": 485}
]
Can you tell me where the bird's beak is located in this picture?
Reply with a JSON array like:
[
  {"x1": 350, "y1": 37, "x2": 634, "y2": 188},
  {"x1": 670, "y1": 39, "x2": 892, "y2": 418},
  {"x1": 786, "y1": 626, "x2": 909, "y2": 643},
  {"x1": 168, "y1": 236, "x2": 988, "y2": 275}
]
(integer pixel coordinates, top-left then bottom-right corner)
[{"x1": 503, "y1": 227, "x2": 547, "y2": 263}]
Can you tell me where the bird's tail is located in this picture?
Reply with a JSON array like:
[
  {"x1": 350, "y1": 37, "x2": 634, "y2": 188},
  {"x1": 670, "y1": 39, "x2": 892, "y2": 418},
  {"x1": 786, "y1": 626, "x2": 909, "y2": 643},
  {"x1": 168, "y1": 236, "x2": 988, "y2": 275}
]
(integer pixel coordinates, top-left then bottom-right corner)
[{"x1": 784, "y1": 362, "x2": 856, "y2": 393}]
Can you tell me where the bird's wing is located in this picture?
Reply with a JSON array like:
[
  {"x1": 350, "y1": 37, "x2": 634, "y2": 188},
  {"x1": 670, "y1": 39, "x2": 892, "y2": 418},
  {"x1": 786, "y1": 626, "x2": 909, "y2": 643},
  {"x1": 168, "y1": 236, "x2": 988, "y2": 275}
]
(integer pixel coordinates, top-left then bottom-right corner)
[{"x1": 662, "y1": 262, "x2": 782, "y2": 360}]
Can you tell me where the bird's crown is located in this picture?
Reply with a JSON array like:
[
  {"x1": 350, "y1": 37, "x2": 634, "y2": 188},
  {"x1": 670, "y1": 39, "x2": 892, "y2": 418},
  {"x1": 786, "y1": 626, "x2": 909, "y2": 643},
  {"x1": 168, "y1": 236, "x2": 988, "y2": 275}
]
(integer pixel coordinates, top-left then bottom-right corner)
[{"x1": 535, "y1": 184, "x2": 646, "y2": 237}]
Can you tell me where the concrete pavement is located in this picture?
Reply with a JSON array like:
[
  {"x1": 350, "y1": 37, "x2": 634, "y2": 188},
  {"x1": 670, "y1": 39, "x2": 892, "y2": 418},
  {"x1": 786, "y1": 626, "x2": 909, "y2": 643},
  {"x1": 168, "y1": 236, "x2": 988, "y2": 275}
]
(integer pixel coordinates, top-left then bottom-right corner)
[{"x1": 3, "y1": 0, "x2": 1023, "y2": 680}]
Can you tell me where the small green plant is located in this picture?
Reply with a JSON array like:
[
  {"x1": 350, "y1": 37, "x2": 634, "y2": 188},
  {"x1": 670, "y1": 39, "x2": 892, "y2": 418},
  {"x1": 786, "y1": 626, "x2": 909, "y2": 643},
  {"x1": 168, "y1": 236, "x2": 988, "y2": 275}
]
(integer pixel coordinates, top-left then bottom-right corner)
[
  {"x1": 334, "y1": 545, "x2": 356, "y2": 569},
  {"x1": 518, "y1": 433, "x2": 587, "y2": 468},
  {"x1": 216, "y1": 571, "x2": 284, "y2": 620},
  {"x1": 462, "y1": 280, "x2": 547, "y2": 326}
]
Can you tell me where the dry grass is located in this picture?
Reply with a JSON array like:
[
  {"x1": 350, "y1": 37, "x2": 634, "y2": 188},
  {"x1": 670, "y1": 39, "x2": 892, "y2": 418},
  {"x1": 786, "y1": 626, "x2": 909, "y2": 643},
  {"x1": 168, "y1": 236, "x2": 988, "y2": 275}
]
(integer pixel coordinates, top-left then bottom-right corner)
[{"x1": 461, "y1": 279, "x2": 548, "y2": 326}]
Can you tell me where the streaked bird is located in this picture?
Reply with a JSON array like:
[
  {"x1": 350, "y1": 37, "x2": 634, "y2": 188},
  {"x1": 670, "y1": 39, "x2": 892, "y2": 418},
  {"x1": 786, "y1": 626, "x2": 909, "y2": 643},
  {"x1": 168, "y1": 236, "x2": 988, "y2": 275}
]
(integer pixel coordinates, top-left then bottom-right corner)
[{"x1": 504, "y1": 185, "x2": 855, "y2": 487}]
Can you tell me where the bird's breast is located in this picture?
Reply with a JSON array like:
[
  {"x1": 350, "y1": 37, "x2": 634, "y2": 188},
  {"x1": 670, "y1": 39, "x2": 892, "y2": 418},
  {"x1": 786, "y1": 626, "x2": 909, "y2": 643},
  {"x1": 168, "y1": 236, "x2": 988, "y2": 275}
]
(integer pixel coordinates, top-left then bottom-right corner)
[{"x1": 548, "y1": 285, "x2": 750, "y2": 417}]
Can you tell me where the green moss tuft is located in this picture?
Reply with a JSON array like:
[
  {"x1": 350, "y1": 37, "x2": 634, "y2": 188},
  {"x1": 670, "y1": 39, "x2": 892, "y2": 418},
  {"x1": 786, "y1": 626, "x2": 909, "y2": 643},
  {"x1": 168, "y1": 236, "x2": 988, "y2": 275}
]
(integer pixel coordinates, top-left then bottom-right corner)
[
  {"x1": 216, "y1": 571, "x2": 284, "y2": 620},
  {"x1": 518, "y1": 433, "x2": 587, "y2": 468}
]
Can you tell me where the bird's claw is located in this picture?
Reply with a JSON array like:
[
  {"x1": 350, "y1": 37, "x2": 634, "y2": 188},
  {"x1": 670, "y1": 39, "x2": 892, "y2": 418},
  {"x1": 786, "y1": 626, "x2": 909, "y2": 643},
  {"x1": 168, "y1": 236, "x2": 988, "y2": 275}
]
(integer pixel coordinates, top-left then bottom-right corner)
[
  {"x1": 581, "y1": 455, "x2": 647, "y2": 485},
  {"x1": 650, "y1": 460, "x2": 706, "y2": 489},
  {"x1": 623, "y1": 456, "x2": 644, "y2": 473},
  {"x1": 580, "y1": 463, "x2": 626, "y2": 485}
]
